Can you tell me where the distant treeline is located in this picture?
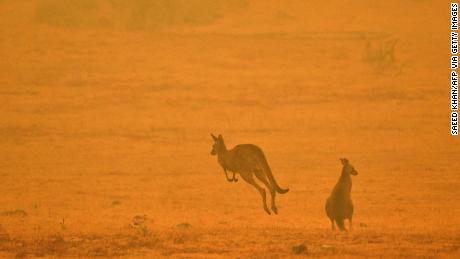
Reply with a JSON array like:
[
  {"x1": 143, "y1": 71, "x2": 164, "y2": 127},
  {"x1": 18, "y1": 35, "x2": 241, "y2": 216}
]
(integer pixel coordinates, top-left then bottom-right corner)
[{"x1": 35, "y1": 0, "x2": 248, "y2": 29}]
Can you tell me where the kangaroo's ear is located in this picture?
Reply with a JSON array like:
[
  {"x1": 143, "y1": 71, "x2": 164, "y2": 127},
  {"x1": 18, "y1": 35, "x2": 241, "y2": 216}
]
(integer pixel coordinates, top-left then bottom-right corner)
[
  {"x1": 211, "y1": 134, "x2": 218, "y2": 141},
  {"x1": 340, "y1": 158, "x2": 349, "y2": 165},
  {"x1": 218, "y1": 134, "x2": 223, "y2": 140}
]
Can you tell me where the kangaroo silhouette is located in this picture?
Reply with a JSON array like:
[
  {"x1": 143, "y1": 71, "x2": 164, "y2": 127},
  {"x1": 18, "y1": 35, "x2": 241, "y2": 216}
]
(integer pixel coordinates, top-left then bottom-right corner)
[
  {"x1": 210, "y1": 134, "x2": 289, "y2": 215},
  {"x1": 325, "y1": 158, "x2": 358, "y2": 231}
]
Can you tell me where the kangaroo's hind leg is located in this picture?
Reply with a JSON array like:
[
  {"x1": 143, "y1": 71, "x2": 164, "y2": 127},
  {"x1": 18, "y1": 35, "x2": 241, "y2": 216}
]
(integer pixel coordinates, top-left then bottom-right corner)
[
  {"x1": 349, "y1": 202, "x2": 354, "y2": 231},
  {"x1": 349, "y1": 217, "x2": 353, "y2": 232},
  {"x1": 240, "y1": 172, "x2": 271, "y2": 215},
  {"x1": 254, "y1": 169, "x2": 277, "y2": 214}
]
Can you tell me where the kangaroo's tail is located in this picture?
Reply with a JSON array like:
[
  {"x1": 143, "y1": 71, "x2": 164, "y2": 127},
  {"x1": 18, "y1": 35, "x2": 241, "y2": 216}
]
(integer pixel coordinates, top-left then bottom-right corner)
[
  {"x1": 256, "y1": 150, "x2": 289, "y2": 194},
  {"x1": 335, "y1": 216, "x2": 346, "y2": 231},
  {"x1": 333, "y1": 201, "x2": 347, "y2": 231},
  {"x1": 276, "y1": 183, "x2": 290, "y2": 194}
]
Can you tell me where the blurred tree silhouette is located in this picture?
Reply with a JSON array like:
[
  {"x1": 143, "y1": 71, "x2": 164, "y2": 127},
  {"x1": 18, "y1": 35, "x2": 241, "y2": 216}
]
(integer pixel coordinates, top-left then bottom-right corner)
[{"x1": 35, "y1": 0, "x2": 248, "y2": 29}]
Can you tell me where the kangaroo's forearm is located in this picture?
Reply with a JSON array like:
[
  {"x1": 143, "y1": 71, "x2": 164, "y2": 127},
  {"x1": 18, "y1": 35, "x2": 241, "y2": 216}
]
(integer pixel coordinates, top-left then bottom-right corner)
[
  {"x1": 232, "y1": 171, "x2": 238, "y2": 182},
  {"x1": 223, "y1": 168, "x2": 233, "y2": 182},
  {"x1": 222, "y1": 168, "x2": 238, "y2": 182}
]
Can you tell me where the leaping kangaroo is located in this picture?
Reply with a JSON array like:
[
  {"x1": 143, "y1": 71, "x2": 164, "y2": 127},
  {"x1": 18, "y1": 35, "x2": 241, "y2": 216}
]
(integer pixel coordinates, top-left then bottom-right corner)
[{"x1": 210, "y1": 134, "x2": 289, "y2": 215}]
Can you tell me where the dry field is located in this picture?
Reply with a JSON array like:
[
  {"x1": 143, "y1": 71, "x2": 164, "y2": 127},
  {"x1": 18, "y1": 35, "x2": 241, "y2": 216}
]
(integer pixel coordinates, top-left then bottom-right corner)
[{"x1": 0, "y1": 1, "x2": 459, "y2": 258}]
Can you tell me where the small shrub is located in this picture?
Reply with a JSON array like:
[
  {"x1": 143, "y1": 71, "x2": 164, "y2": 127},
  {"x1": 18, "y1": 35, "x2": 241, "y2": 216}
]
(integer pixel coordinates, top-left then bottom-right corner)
[{"x1": 292, "y1": 243, "x2": 308, "y2": 255}]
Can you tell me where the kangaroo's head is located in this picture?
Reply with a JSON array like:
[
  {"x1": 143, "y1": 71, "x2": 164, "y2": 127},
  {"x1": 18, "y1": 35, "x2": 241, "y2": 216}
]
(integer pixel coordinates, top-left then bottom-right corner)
[
  {"x1": 340, "y1": 158, "x2": 358, "y2": 176},
  {"x1": 210, "y1": 134, "x2": 225, "y2": 156}
]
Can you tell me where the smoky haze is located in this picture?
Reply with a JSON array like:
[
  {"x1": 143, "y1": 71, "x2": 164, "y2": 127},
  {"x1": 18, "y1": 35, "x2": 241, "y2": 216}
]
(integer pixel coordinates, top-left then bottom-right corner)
[{"x1": 0, "y1": 0, "x2": 458, "y2": 258}]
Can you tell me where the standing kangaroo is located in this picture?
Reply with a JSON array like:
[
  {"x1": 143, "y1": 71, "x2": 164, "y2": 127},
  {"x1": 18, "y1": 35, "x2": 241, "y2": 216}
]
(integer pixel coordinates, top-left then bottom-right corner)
[
  {"x1": 210, "y1": 134, "x2": 289, "y2": 215},
  {"x1": 325, "y1": 158, "x2": 358, "y2": 231}
]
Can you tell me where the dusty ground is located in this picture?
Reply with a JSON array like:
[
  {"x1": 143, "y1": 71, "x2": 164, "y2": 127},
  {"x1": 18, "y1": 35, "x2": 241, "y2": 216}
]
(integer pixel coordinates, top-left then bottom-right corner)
[{"x1": 1, "y1": 0, "x2": 459, "y2": 258}]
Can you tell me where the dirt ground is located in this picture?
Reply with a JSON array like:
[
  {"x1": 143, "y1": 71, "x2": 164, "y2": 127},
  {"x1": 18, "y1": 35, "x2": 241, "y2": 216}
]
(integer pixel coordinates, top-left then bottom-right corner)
[{"x1": 1, "y1": 0, "x2": 459, "y2": 258}]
